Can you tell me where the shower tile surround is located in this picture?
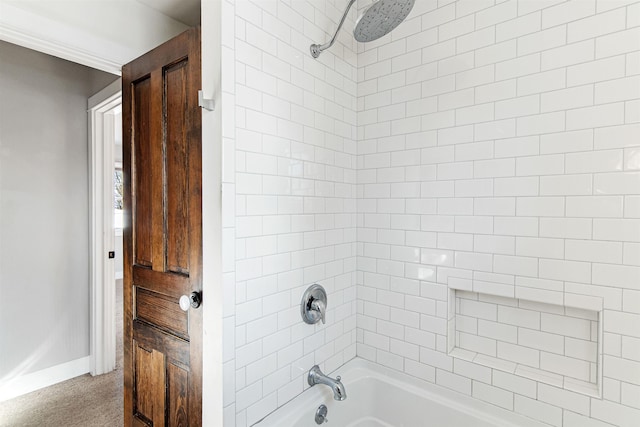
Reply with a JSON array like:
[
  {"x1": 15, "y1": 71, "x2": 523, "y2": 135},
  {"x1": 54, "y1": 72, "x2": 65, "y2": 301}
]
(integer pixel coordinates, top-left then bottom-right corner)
[
  {"x1": 221, "y1": 1, "x2": 359, "y2": 426},
  {"x1": 221, "y1": 0, "x2": 640, "y2": 426}
]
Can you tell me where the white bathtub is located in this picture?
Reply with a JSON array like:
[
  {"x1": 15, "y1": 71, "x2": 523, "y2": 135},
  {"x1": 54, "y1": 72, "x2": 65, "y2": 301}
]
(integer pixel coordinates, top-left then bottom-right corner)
[{"x1": 256, "y1": 358, "x2": 546, "y2": 427}]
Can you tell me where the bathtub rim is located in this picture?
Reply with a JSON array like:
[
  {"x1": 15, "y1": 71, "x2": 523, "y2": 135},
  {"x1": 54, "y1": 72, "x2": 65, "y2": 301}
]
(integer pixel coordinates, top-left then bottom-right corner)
[{"x1": 255, "y1": 357, "x2": 548, "y2": 427}]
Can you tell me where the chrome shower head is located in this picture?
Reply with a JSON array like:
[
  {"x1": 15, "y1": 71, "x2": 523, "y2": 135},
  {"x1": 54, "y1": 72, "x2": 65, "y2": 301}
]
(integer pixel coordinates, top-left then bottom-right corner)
[
  {"x1": 310, "y1": 0, "x2": 415, "y2": 58},
  {"x1": 354, "y1": 0, "x2": 416, "y2": 43}
]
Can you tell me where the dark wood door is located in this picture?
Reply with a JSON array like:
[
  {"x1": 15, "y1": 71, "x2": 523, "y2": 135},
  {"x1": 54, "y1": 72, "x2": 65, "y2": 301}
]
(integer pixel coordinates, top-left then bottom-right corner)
[{"x1": 122, "y1": 27, "x2": 202, "y2": 427}]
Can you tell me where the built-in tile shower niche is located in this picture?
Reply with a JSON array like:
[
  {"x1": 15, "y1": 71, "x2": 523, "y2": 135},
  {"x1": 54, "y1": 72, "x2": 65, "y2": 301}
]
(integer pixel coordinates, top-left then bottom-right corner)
[{"x1": 447, "y1": 281, "x2": 603, "y2": 398}]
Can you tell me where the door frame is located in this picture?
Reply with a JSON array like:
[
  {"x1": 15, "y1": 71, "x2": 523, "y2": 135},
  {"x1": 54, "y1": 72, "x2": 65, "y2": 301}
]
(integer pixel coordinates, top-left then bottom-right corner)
[{"x1": 88, "y1": 79, "x2": 122, "y2": 376}]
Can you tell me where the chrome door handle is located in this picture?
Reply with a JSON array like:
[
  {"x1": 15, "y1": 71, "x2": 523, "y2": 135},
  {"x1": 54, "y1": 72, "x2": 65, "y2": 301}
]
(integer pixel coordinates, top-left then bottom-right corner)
[{"x1": 179, "y1": 292, "x2": 202, "y2": 311}]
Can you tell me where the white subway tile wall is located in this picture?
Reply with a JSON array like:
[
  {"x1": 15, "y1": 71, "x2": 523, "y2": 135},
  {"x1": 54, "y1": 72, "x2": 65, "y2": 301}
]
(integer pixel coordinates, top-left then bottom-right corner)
[
  {"x1": 355, "y1": 1, "x2": 640, "y2": 427},
  {"x1": 221, "y1": 0, "x2": 640, "y2": 426},
  {"x1": 221, "y1": 0, "x2": 358, "y2": 425}
]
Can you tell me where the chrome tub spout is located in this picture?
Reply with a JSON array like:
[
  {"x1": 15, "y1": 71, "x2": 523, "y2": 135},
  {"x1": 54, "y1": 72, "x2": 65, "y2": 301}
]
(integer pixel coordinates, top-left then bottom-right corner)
[{"x1": 308, "y1": 365, "x2": 347, "y2": 401}]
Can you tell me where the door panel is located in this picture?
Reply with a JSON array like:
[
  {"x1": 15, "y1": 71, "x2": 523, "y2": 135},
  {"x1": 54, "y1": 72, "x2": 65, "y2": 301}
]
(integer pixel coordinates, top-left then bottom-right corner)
[
  {"x1": 165, "y1": 60, "x2": 190, "y2": 275},
  {"x1": 123, "y1": 27, "x2": 202, "y2": 427},
  {"x1": 167, "y1": 363, "x2": 190, "y2": 425},
  {"x1": 132, "y1": 76, "x2": 153, "y2": 268},
  {"x1": 135, "y1": 288, "x2": 189, "y2": 339}
]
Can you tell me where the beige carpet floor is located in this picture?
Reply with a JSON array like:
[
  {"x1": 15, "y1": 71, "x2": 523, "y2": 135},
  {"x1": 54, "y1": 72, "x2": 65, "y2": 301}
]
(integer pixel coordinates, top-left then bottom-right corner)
[{"x1": 0, "y1": 280, "x2": 124, "y2": 427}]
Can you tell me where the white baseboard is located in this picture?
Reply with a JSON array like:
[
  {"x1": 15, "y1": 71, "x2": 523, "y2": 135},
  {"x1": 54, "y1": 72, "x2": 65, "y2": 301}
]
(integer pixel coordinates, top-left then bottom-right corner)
[{"x1": 0, "y1": 356, "x2": 90, "y2": 402}]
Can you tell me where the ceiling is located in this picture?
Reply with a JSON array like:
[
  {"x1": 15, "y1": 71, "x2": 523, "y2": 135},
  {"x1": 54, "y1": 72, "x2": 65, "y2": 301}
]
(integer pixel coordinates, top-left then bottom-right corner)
[{"x1": 136, "y1": 0, "x2": 200, "y2": 27}]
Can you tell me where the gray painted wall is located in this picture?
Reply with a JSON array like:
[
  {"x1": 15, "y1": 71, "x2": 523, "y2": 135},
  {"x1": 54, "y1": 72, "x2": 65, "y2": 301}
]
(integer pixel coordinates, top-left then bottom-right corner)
[{"x1": 0, "y1": 40, "x2": 117, "y2": 378}]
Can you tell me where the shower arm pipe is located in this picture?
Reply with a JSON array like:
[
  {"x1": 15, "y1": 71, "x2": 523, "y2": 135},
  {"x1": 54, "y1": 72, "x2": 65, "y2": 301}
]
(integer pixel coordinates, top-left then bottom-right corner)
[{"x1": 310, "y1": 0, "x2": 357, "y2": 58}]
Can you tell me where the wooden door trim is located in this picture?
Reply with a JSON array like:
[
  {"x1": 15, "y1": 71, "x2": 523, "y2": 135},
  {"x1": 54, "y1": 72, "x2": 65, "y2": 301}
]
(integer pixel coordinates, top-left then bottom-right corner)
[{"x1": 186, "y1": 27, "x2": 203, "y2": 423}]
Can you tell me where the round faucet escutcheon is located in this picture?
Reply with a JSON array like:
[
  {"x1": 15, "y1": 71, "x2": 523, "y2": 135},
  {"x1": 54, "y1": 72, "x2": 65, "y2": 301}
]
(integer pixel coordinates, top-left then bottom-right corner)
[
  {"x1": 315, "y1": 404, "x2": 328, "y2": 424},
  {"x1": 301, "y1": 284, "x2": 327, "y2": 325}
]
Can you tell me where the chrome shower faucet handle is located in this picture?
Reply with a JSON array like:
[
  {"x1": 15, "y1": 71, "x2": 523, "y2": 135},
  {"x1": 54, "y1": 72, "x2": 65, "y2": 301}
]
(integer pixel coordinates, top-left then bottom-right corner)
[{"x1": 301, "y1": 284, "x2": 327, "y2": 325}]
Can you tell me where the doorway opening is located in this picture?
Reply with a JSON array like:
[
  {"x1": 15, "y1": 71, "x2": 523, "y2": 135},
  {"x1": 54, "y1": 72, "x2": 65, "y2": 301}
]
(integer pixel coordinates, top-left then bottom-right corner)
[{"x1": 88, "y1": 80, "x2": 122, "y2": 376}]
